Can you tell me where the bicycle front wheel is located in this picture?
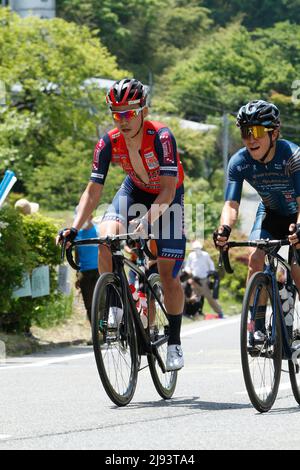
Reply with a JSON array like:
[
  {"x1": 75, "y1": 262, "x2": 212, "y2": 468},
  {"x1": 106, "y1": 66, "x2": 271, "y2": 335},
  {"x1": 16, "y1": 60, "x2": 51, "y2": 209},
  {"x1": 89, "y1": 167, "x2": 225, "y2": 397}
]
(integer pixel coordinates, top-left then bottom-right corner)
[
  {"x1": 91, "y1": 273, "x2": 139, "y2": 407},
  {"x1": 241, "y1": 272, "x2": 282, "y2": 413},
  {"x1": 147, "y1": 274, "x2": 177, "y2": 399}
]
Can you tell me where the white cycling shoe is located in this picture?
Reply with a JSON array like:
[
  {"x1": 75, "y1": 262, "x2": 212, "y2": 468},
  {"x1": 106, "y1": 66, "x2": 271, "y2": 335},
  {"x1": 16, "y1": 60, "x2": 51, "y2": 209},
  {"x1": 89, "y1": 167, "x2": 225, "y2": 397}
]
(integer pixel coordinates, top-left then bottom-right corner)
[{"x1": 166, "y1": 345, "x2": 184, "y2": 371}]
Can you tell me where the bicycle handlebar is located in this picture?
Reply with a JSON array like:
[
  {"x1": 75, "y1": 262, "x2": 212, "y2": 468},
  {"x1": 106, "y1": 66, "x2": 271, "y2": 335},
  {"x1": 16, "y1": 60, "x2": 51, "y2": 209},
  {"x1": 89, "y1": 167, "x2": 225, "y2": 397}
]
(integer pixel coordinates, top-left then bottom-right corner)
[
  {"x1": 62, "y1": 233, "x2": 157, "y2": 271},
  {"x1": 218, "y1": 239, "x2": 300, "y2": 274}
]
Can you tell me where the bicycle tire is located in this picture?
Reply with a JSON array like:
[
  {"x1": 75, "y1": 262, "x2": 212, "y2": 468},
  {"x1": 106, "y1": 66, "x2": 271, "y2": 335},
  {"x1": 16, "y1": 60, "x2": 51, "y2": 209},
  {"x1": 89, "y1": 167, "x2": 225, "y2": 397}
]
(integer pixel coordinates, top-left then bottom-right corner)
[
  {"x1": 288, "y1": 288, "x2": 300, "y2": 405},
  {"x1": 91, "y1": 273, "x2": 139, "y2": 407},
  {"x1": 147, "y1": 274, "x2": 177, "y2": 399},
  {"x1": 241, "y1": 272, "x2": 282, "y2": 413}
]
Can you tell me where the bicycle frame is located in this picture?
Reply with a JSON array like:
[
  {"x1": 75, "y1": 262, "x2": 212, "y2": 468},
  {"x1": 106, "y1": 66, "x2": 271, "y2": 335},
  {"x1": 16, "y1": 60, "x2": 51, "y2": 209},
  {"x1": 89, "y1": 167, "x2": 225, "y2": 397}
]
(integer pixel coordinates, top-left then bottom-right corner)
[
  {"x1": 220, "y1": 239, "x2": 299, "y2": 361},
  {"x1": 67, "y1": 236, "x2": 169, "y2": 371},
  {"x1": 261, "y1": 256, "x2": 295, "y2": 360}
]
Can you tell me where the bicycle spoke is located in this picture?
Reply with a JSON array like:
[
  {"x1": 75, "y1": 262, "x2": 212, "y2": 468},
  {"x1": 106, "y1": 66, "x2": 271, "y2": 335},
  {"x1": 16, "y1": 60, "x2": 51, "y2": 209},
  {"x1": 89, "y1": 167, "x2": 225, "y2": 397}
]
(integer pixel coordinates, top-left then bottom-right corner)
[
  {"x1": 147, "y1": 274, "x2": 177, "y2": 398},
  {"x1": 241, "y1": 272, "x2": 282, "y2": 412},
  {"x1": 92, "y1": 274, "x2": 138, "y2": 406}
]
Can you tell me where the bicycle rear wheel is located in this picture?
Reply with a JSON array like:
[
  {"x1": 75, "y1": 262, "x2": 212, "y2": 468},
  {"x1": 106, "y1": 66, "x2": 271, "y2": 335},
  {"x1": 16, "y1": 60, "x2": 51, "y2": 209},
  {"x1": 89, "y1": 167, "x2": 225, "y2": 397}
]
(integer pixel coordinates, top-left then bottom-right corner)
[
  {"x1": 147, "y1": 274, "x2": 177, "y2": 399},
  {"x1": 288, "y1": 288, "x2": 300, "y2": 404},
  {"x1": 91, "y1": 273, "x2": 139, "y2": 407},
  {"x1": 241, "y1": 272, "x2": 282, "y2": 413}
]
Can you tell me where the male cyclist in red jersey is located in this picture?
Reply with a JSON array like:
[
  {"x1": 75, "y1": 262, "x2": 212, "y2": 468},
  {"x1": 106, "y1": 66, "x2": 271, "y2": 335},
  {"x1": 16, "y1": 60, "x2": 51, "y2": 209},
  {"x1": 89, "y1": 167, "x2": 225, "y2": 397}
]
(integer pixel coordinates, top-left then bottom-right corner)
[{"x1": 57, "y1": 78, "x2": 186, "y2": 370}]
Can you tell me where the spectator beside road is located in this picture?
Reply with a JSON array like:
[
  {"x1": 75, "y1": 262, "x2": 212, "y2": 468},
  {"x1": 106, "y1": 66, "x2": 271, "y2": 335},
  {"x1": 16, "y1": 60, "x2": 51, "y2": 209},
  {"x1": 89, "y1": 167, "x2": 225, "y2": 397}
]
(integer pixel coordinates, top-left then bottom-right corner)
[
  {"x1": 15, "y1": 198, "x2": 39, "y2": 216},
  {"x1": 184, "y1": 240, "x2": 224, "y2": 319}
]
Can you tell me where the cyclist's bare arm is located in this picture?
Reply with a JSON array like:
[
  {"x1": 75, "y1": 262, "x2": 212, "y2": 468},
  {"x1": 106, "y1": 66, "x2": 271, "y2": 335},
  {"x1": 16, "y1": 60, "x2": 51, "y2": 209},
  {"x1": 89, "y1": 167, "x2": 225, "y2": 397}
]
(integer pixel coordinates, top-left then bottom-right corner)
[
  {"x1": 220, "y1": 200, "x2": 239, "y2": 228},
  {"x1": 73, "y1": 182, "x2": 103, "y2": 230},
  {"x1": 56, "y1": 182, "x2": 103, "y2": 245},
  {"x1": 215, "y1": 200, "x2": 239, "y2": 247}
]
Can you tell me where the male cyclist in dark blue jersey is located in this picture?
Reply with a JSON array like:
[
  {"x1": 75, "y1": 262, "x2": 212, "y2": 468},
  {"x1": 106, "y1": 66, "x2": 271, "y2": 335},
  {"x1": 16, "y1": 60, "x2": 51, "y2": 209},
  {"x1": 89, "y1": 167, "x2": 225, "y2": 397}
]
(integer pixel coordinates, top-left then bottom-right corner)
[{"x1": 214, "y1": 100, "x2": 300, "y2": 337}]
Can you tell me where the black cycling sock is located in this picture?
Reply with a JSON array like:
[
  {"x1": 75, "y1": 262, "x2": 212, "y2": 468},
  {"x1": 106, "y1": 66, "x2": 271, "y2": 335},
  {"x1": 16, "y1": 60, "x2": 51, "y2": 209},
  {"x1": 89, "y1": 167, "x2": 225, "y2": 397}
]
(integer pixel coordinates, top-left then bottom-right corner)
[{"x1": 167, "y1": 314, "x2": 182, "y2": 346}]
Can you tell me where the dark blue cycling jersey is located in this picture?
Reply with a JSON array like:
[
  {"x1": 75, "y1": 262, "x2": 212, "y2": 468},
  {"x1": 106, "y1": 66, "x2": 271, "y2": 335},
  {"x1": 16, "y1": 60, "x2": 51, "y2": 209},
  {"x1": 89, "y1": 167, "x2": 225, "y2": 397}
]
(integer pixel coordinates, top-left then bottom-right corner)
[{"x1": 225, "y1": 139, "x2": 300, "y2": 216}]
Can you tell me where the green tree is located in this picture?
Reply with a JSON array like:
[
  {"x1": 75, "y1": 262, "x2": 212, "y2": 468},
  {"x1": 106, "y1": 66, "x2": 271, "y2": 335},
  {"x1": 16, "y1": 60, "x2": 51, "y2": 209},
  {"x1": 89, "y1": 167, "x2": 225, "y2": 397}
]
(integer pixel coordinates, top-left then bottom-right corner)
[
  {"x1": 156, "y1": 22, "x2": 300, "y2": 142},
  {"x1": 0, "y1": 8, "x2": 127, "y2": 200},
  {"x1": 57, "y1": 0, "x2": 212, "y2": 79},
  {"x1": 202, "y1": 0, "x2": 300, "y2": 29}
]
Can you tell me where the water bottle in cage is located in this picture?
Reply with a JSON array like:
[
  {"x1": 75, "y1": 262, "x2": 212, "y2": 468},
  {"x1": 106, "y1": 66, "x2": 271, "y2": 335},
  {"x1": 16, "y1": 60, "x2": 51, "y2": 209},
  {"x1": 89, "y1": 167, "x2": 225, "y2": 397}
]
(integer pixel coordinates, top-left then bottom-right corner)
[{"x1": 278, "y1": 283, "x2": 295, "y2": 342}]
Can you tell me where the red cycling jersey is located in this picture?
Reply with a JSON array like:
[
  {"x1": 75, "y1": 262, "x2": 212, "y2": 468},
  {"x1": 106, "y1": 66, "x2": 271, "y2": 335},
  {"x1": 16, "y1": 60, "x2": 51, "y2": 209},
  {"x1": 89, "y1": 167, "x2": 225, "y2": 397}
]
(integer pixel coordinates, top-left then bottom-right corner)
[{"x1": 91, "y1": 120, "x2": 184, "y2": 194}]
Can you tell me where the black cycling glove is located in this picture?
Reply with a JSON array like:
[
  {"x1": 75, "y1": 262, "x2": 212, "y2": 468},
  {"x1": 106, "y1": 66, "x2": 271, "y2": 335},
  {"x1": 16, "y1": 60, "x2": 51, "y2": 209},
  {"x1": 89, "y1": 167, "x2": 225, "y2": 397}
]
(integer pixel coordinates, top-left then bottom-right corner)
[
  {"x1": 213, "y1": 224, "x2": 231, "y2": 248},
  {"x1": 58, "y1": 227, "x2": 78, "y2": 244}
]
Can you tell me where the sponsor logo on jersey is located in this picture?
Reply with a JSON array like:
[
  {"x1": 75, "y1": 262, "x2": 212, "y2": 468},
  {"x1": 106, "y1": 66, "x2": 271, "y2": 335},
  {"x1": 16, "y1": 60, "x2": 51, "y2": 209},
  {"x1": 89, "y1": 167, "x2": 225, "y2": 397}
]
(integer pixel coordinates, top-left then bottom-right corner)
[
  {"x1": 93, "y1": 138, "x2": 106, "y2": 170},
  {"x1": 144, "y1": 152, "x2": 159, "y2": 170},
  {"x1": 120, "y1": 155, "x2": 132, "y2": 171},
  {"x1": 237, "y1": 164, "x2": 251, "y2": 172},
  {"x1": 160, "y1": 131, "x2": 175, "y2": 165}
]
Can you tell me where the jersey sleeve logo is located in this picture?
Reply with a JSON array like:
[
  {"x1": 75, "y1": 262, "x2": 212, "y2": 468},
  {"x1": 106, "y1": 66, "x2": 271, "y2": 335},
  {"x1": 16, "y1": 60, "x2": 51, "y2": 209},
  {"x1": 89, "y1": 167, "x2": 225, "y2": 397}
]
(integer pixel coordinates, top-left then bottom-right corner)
[
  {"x1": 93, "y1": 138, "x2": 106, "y2": 170},
  {"x1": 160, "y1": 130, "x2": 175, "y2": 165}
]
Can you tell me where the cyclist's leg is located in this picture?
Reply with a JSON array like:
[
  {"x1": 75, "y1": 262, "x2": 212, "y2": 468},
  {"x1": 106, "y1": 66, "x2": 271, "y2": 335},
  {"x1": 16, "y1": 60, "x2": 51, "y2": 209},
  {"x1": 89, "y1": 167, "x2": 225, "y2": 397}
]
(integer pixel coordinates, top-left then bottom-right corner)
[
  {"x1": 248, "y1": 205, "x2": 273, "y2": 332},
  {"x1": 98, "y1": 220, "x2": 125, "y2": 273},
  {"x1": 248, "y1": 203, "x2": 271, "y2": 281},
  {"x1": 155, "y1": 184, "x2": 186, "y2": 351},
  {"x1": 158, "y1": 259, "x2": 185, "y2": 319},
  {"x1": 97, "y1": 177, "x2": 135, "y2": 273}
]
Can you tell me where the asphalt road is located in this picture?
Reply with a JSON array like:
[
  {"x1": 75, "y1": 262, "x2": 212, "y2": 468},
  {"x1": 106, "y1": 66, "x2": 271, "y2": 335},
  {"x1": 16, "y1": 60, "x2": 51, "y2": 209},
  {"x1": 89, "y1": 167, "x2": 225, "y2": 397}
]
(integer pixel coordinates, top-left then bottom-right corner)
[{"x1": 1, "y1": 316, "x2": 300, "y2": 450}]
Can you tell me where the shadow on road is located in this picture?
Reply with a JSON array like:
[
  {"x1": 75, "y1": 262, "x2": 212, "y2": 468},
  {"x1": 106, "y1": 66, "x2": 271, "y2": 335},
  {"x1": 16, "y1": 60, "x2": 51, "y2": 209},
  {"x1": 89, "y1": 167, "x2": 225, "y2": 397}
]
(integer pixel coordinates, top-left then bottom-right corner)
[{"x1": 124, "y1": 396, "x2": 253, "y2": 412}]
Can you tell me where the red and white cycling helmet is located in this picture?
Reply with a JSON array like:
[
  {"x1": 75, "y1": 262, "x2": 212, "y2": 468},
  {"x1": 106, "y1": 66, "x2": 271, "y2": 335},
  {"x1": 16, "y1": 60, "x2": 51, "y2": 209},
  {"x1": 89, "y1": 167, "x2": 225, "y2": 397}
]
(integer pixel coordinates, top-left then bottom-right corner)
[{"x1": 106, "y1": 78, "x2": 147, "y2": 108}]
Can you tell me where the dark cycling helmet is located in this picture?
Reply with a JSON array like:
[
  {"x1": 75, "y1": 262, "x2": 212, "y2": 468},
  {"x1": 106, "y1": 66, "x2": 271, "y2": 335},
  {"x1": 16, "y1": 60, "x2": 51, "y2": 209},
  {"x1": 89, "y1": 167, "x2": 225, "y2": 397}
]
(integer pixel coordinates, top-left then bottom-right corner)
[
  {"x1": 236, "y1": 100, "x2": 280, "y2": 128},
  {"x1": 106, "y1": 78, "x2": 147, "y2": 107}
]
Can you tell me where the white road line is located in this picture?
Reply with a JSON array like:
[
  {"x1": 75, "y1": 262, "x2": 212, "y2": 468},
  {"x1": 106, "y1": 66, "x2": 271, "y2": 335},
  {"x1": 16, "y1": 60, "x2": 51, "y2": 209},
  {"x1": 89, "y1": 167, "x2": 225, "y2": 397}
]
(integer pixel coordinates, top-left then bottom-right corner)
[
  {"x1": 0, "y1": 435, "x2": 12, "y2": 440},
  {"x1": 0, "y1": 352, "x2": 94, "y2": 371},
  {"x1": 182, "y1": 316, "x2": 240, "y2": 338},
  {"x1": 0, "y1": 317, "x2": 240, "y2": 372}
]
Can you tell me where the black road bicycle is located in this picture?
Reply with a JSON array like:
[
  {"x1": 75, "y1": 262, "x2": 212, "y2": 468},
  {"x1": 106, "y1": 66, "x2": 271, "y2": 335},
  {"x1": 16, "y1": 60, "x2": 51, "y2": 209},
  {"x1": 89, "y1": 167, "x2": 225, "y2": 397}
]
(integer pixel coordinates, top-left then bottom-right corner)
[
  {"x1": 220, "y1": 239, "x2": 300, "y2": 413},
  {"x1": 63, "y1": 234, "x2": 177, "y2": 407}
]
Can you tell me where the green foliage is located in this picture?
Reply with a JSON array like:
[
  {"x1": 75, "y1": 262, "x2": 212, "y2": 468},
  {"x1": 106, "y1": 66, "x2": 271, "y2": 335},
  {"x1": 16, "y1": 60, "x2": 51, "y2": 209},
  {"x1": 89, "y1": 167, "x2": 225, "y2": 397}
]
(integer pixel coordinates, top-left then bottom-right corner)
[
  {"x1": 57, "y1": 0, "x2": 212, "y2": 79},
  {"x1": 156, "y1": 22, "x2": 300, "y2": 142},
  {"x1": 11, "y1": 291, "x2": 73, "y2": 330},
  {"x1": 164, "y1": 118, "x2": 221, "y2": 181},
  {"x1": 202, "y1": 0, "x2": 300, "y2": 29},
  {"x1": 0, "y1": 8, "x2": 127, "y2": 199},
  {"x1": 218, "y1": 250, "x2": 249, "y2": 303},
  {"x1": 21, "y1": 214, "x2": 61, "y2": 268},
  {"x1": 0, "y1": 207, "x2": 32, "y2": 312},
  {"x1": 0, "y1": 208, "x2": 72, "y2": 332},
  {"x1": 184, "y1": 176, "x2": 223, "y2": 240},
  {"x1": 26, "y1": 138, "x2": 92, "y2": 210}
]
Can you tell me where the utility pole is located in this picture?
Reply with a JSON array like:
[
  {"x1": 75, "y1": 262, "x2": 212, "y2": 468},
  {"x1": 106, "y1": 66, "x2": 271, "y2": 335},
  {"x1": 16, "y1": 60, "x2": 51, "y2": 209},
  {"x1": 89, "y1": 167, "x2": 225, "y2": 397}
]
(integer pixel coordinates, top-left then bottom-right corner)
[{"x1": 222, "y1": 112, "x2": 229, "y2": 196}]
